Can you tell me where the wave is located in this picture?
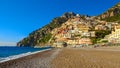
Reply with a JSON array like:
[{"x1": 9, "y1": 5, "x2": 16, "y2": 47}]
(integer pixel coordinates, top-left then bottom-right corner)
[{"x1": 0, "y1": 48, "x2": 51, "y2": 63}]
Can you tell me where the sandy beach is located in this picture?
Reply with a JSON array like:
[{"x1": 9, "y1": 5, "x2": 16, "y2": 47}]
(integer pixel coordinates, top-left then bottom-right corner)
[
  {"x1": 51, "y1": 47, "x2": 120, "y2": 68},
  {"x1": 1, "y1": 47, "x2": 120, "y2": 68},
  {"x1": 0, "y1": 48, "x2": 61, "y2": 68}
]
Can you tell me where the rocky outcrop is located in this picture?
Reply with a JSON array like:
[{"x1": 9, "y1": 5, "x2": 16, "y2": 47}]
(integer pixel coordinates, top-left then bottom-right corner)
[
  {"x1": 61, "y1": 12, "x2": 76, "y2": 18},
  {"x1": 97, "y1": 2, "x2": 120, "y2": 22}
]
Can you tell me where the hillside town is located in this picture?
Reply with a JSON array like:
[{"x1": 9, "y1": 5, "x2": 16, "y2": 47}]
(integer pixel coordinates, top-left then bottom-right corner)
[
  {"x1": 105, "y1": 24, "x2": 120, "y2": 43},
  {"x1": 7, "y1": 2, "x2": 120, "y2": 68},
  {"x1": 49, "y1": 13, "x2": 120, "y2": 48},
  {"x1": 17, "y1": 2, "x2": 120, "y2": 48}
]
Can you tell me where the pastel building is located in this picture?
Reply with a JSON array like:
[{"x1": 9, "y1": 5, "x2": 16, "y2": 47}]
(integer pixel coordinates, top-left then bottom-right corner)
[
  {"x1": 67, "y1": 38, "x2": 92, "y2": 45},
  {"x1": 106, "y1": 25, "x2": 120, "y2": 43}
]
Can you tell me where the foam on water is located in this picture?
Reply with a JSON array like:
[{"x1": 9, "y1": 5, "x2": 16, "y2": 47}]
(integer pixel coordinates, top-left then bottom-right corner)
[{"x1": 0, "y1": 48, "x2": 51, "y2": 63}]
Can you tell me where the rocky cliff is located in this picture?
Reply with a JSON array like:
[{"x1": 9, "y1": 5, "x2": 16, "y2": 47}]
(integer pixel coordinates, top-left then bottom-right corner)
[{"x1": 97, "y1": 2, "x2": 120, "y2": 23}]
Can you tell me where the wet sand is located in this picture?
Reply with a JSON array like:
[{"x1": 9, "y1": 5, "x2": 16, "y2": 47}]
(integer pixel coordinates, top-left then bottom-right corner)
[
  {"x1": 0, "y1": 48, "x2": 61, "y2": 68},
  {"x1": 51, "y1": 47, "x2": 120, "y2": 68}
]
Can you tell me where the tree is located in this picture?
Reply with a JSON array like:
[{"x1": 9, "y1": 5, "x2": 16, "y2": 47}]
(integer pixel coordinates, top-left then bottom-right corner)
[{"x1": 95, "y1": 30, "x2": 111, "y2": 38}]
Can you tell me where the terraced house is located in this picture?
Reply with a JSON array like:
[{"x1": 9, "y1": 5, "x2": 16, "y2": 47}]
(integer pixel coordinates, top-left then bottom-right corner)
[{"x1": 106, "y1": 25, "x2": 120, "y2": 43}]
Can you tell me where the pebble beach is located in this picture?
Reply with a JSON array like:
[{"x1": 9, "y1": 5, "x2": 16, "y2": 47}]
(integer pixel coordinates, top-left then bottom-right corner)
[
  {"x1": 0, "y1": 48, "x2": 61, "y2": 68},
  {"x1": 1, "y1": 47, "x2": 120, "y2": 68}
]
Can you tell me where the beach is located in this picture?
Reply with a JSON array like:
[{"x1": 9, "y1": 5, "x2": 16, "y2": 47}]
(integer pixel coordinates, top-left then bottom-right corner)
[
  {"x1": 51, "y1": 47, "x2": 120, "y2": 68},
  {"x1": 0, "y1": 48, "x2": 61, "y2": 68},
  {"x1": 1, "y1": 47, "x2": 120, "y2": 68}
]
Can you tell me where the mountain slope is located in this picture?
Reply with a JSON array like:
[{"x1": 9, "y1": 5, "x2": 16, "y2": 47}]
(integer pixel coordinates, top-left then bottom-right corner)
[
  {"x1": 17, "y1": 12, "x2": 76, "y2": 47},
  {"x1": 97, "y1": 2, "x2": 120, "y2": 23},
  {"x1": 17, "y1": 2, "x2": 120, "y2": 47}
]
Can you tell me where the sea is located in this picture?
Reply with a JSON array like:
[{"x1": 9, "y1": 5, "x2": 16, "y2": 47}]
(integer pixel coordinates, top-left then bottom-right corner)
[{"x1": 0, "y1": 46, "x2": 51, "y2": 63}]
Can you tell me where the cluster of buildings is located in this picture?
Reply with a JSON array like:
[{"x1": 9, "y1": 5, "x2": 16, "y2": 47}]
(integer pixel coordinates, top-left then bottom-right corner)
[
  {"x1": 50, "y1": 14, "x2": 120, "y2": 47},
  {"x1": 94, "y1": 20, "x2": 111, "y2": 31},
  {"x1": 94, "y1": 21, "x2": 120, "y2": 44},
  {"x1": 51, "y1": 16, "x2": 96, "y2": 47},
  {"x1": 105, "y1": 24, "x2": 120, "y2": 44}
]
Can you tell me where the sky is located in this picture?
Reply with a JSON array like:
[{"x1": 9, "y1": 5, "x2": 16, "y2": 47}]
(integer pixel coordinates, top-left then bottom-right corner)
[{"x1": 0, "y1": 0, "x2": 120, "y2": 46}]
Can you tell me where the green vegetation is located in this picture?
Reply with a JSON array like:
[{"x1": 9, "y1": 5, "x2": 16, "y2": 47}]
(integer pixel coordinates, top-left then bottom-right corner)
[
  {"x1": 38, "y1": 33, "x2": 52, "y2": 43},
  {"x1": 21, "y1": 38, "x2": 28, "y2": 45},
  {"x1": 74, "y1": 34, "x2": 81, "y2": 37},
  {"x1": 17, "y1": 17, "x2": 68, "y2": 46},
  {"x1": 95, "y1": 30, "x2": 111, "y2": 38},
  {"x1": 102, "y1": 14, "x2": 120, "y2": 23},
  {"x1": 90, "y1": 37, "x2": 101, "y2": 44},
  {"x1": 90, "y1": 30, "x2": 111, "y2": 44},
  {"x1": 101, "y1": 40, "x2": 108, "y2": 43},
  {"x1": 99, "y1": 2, "x2": 120, "y2": 23}
]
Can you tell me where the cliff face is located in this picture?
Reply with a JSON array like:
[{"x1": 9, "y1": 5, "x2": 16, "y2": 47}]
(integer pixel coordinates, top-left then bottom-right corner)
[
  {"x1": 17, "y1": 12, "x2": 76, "y2": 47},
  {"x1": 98, "y1": 2, "x2": 120, "y2": 23}
]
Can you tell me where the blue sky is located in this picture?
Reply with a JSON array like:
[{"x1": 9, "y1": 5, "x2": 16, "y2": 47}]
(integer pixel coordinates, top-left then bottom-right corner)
[{"x1": 0, "y1": 0, "x2": 119, "y2": 45}]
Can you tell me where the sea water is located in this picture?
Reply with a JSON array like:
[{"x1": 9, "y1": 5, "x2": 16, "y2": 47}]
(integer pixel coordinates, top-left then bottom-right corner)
[{"x1": 0, "y1": 46, "x2": 51, "y2": 63}]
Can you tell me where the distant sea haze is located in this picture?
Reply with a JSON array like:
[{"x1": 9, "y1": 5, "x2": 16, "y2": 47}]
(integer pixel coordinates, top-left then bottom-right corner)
[{"x1": 0, "y1": 42, "x2": 16, "y2": 46}]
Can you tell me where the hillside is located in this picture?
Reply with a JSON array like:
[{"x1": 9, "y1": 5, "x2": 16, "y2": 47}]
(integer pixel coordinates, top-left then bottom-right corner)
[
  {"x1": 17, "y1": 11, "x2": 112, "y2": 47},
  {"x1": 17, "y1": 2, "x2": 120, "y2": 47},
  {"x1": 17, "y1": 12, "x2": 75, "y2": 47},
  {"x1": 97, "y1": 2, "x2": 120, "y2": 23}
]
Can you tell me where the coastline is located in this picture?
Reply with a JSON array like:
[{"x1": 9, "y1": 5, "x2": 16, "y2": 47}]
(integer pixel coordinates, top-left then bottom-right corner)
[
  {"x1": 1, "y1": 47, "x2": 120, "y2": 68},
  {"x1": 0, "y1": 48, "x2": 51, "y2": 63},
  {"x1": 0, "y1": 48, "x2": 61, "y2": 68}
]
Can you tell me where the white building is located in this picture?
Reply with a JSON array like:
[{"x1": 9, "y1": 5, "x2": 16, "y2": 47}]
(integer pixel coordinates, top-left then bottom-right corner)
[{"x1": 106, "y1": 25, "x2": 120, "y2": 43}]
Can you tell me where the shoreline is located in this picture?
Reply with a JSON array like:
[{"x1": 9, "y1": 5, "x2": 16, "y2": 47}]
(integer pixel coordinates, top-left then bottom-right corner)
[
  {"x1": 0, "y1": 48, "x2": 51, "y2": 63},
  {"x1": 0, "y1": 48, "x2": 61, "y2": 68},
  {"x1": 1, "y1": 47, "x2": 120, "y2": 68}
]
